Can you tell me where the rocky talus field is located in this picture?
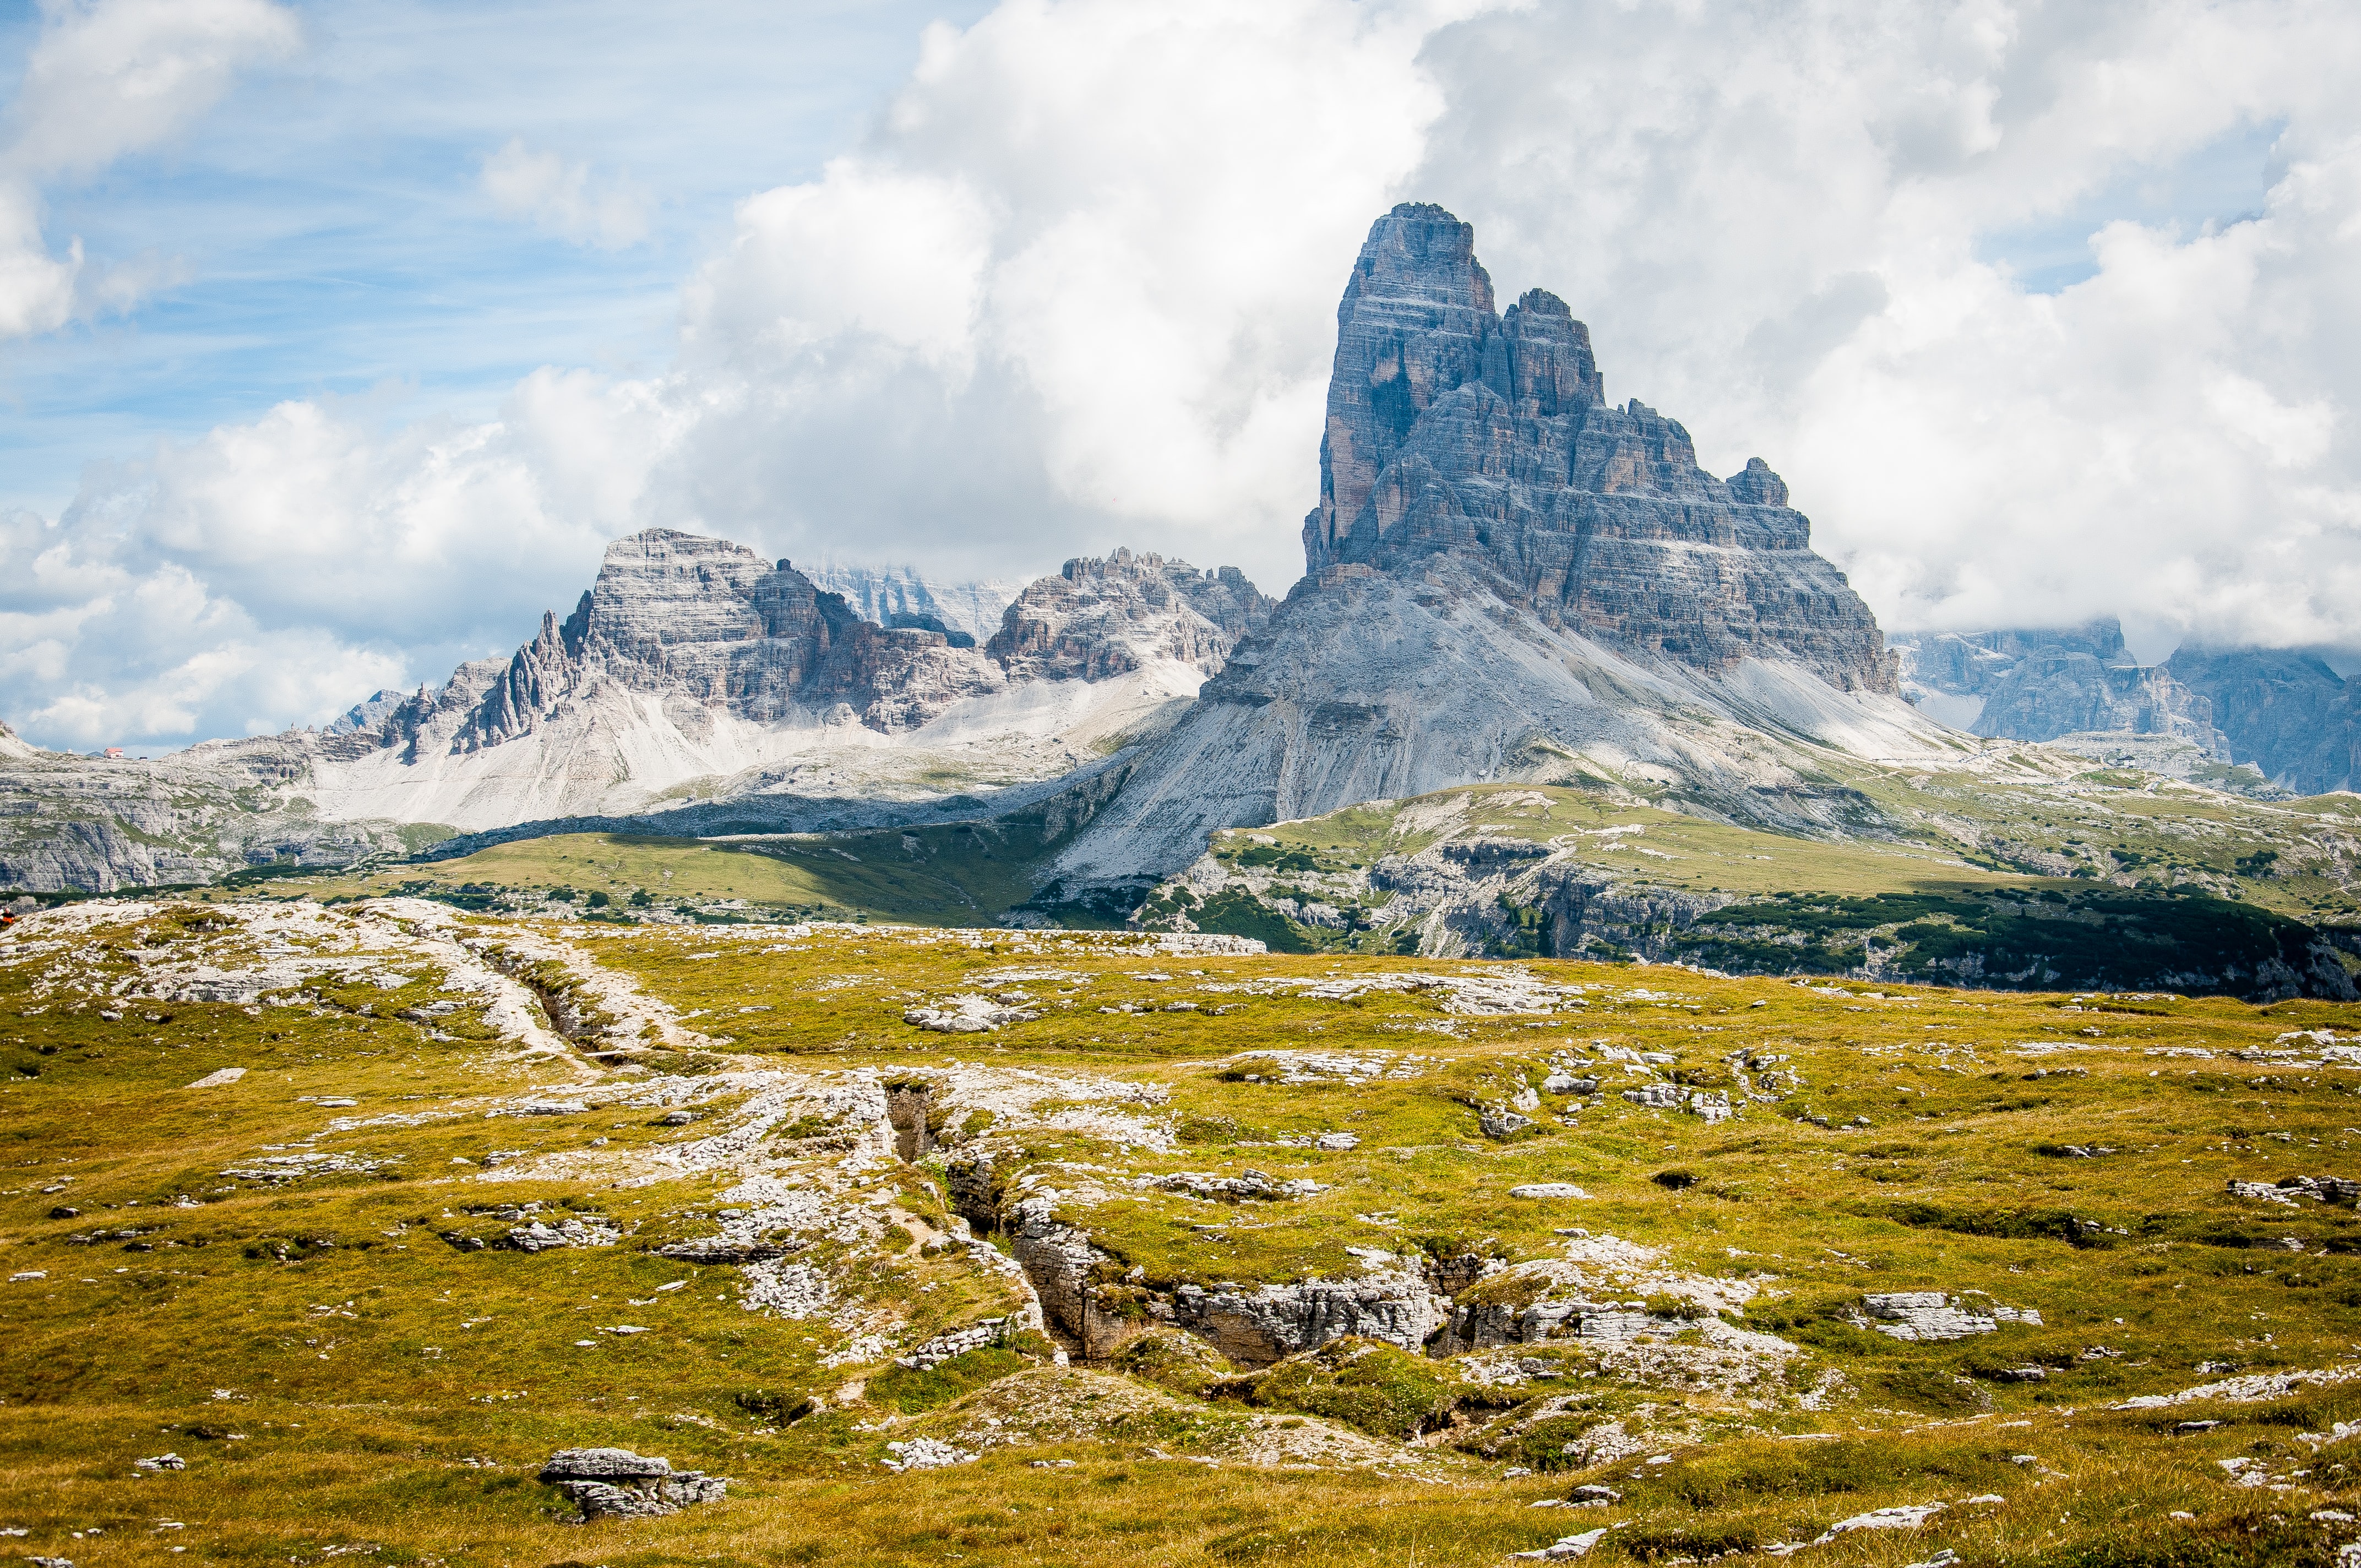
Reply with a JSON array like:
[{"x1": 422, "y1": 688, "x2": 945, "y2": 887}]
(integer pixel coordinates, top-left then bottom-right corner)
[{"x1": 12, "y1": 897, "x2": 2361, "y2": 1566}]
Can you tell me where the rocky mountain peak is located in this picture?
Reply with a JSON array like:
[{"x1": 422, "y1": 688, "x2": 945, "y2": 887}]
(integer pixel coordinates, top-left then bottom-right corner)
[
  {"x1": 987, "y1": 548, "x2": 1274, "y2": 683},
  {"x1": 1303, "y1": 204, "x2": 1895, "y2": 694}
]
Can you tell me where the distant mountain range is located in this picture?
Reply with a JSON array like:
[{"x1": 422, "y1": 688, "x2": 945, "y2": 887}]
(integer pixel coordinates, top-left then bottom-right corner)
[
  {"x1": 799, "y1": 562, "x2": 1026, "y2": 645},
  {"x1": 1894, "y1": 620, "x2": 2361, "y2": 795},
  {"x1": 0, "y1": 540, "x2": 1270, "y2": 891}
]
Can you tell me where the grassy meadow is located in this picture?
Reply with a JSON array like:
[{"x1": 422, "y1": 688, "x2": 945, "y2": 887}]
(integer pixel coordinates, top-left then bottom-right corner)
[{"x1": 6, "y1": 895, "x2": 2361, "y2": 1565}]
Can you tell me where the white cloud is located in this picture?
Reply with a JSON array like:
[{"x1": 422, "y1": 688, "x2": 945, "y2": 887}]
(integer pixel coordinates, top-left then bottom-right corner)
[
  {"x1": 0, "y1": 0, "x2": 297, "y2": 340},
  {"x1": 480, "y1": 137, "x2": 650, "y2": 249},
  {"x1": 1408, "y1": 0, "x2": 2361, "y2": 652},
  {"x1": 6, "y1": 0, "x2": 302, "y2": 177},
  {"x1": 14, "y1": 0, "x2": 2361, "y2": 751},
  {"x1": 0, "y1": 182, "x2": 78, "y2": 336}
]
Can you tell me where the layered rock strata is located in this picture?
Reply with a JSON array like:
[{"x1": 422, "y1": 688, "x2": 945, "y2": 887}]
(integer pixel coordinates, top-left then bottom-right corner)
[
  {"x1": 1305, "y1": 204, "x2": 1896, "y2": 692},
  {"x1": 1896, "y1": 619, "x2": 2361, "y2": 794},
  {"x1": 1050, "y1": 204, "x2": 1944, "y2": 890}
]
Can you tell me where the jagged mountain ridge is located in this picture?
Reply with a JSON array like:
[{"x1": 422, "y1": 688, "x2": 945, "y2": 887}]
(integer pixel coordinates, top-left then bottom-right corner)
[
  {"x1": 0, "y1": 536, "x2": 1274, "y2": 890},
  {"x1": 296, "y1": 530, "x2": 1274, "y2": 832},
  {"x1": 1305, "y1": 204, "x2": 1896, "y2": 692},
  {"x1": 1051, "y1": 203, "x2": 1946, "y2": 892},
  {"x1": 1895, "y1": 619, "x2": 2361, "y2": 795}
]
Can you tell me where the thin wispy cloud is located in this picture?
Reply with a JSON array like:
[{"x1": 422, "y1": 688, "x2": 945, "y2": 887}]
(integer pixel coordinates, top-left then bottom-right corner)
[
  {"x1": 480, "y1": 137, "x2": 649, "y2": 249},
  {"x1": 0, "y1": 0, "x2": 297, "y2": 337}
]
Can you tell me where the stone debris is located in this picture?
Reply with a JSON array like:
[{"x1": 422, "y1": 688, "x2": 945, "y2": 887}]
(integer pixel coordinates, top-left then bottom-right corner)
[
  {"x1": 882, "y1": 1438, "x2": 976, "y2": 1472},
  {"x1": 1134, "y1": 1169, "x2": 1328, "y2": 1202},
  {"x1": 132, "y1": 1453, "x2": 185, "y2": 1472},
  {"x1": 1511, "y1": 1527, "x2": 1608, "y2": 1560},
  {"x1": 439, "y1": 1202, "x2": 621, "y2": 1253},
  {"x1": 1860, "y1": 1292, "x2": 2040, "y2": 1342},
  {"x1": 2112, "y1": 1366, "x2": 2360, "y2": 1410},
  {"x1": 736, "y1": 1259, "x2": 833, "y2": 1319},
  {"x1": 186, "y1": 1068, "x2": 245, "y2": 1088},
  {"x1": 904, "y1": 994, "x2": 1041, "y2": 1033},
  {"x1": 1617, "y1": 1082, "x2": 1732, "y2": 1120},
  {"x1": 1813, "y1": 1501, "x2": 1946, "y2": 1543},
  {"x1": 1482, "y1": 1104, "x2": 1537, "y2": 1138},
  {"x1": 2231, "y1": 1174, "x2": 2361, "y2": 1205},
  {"x1": 1226, "y1": 1049, "x2": 1421, "y2": 1085},
  {"x1": 538, "y1": 1447, "x2": 727, "y2": 1520},
  {"x1": 1510, "y1": 1184, "x2": 1592, "y2": 1200},
  {"x1": 894, "y1": 1316, "x2": 1024, "y2": 1370},
  {"x1": 1542, "y1": 1072, "x2": 1596, "y2": 1095},
  {"x1": 219, "y1": 1151, "x2": 396, "y2": 1184}
]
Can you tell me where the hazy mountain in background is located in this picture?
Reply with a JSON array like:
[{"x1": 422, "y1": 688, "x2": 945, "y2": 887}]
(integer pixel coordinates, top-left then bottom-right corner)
[
  {"x1": 803, "y1": 562, "x2": 1026, "y2": 646},
  {"x1": 1895, "y1": 619, "x2": 2360, "y2": 795}
]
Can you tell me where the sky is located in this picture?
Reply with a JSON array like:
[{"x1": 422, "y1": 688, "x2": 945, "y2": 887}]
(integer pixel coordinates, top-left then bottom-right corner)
[{"x1": 3, "y1": 0, "x2": 2359, "y2": 753}]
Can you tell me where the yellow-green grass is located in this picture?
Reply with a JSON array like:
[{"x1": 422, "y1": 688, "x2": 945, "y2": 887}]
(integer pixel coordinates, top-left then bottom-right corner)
[
  {"x1": 9, "y1": 902, "x2": 2361, "y2": 1565},
  {"x1": 284, "y1": 821, "x2": 1066, "y2": 927},
  {"x1": 1214, "y1": 777, "x2": 2361, "y2": 916}
]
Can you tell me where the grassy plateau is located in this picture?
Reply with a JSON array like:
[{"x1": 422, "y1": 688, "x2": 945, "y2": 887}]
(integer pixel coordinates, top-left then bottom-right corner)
[{"x1": 8, "y1": 890, "x2": 2361, "y2": 1567}]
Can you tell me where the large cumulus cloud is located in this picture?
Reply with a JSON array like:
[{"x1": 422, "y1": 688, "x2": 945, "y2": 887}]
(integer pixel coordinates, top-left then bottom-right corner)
[{"x1": 9, "y1": 0, "x2": 2361, "y2": 752}]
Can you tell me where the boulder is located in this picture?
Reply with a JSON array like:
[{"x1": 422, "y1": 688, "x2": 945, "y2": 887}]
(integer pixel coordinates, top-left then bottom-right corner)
[{"x1": 538, "y1": 1447, "x2": 727, "y2": 1521}]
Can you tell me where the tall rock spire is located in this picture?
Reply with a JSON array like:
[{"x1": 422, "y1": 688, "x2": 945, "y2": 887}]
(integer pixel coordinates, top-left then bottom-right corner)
[
  {"x1": 1307, "y1": 204, "x2": 1503, "y2": 573},
  {"x1": 1294, "y1": 202, "x2": 1893, "y2": 694}
]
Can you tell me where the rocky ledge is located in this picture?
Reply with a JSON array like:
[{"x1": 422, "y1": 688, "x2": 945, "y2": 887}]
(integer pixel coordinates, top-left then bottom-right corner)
[{"x1": 538, "y1": 1446, "x2": 728, "y2": 1521}]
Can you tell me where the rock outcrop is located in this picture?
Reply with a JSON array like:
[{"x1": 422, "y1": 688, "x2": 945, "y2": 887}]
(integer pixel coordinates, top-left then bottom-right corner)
[
  {"x1": 1051, "y1": 204, "x2": 1946, "y2": 891},
  {"x1": 0, "y1": 733, "x2": 421, "y2": 894},
  {"x1": 538, "y1": 1447, "x2": 728, "y2": 1520}
]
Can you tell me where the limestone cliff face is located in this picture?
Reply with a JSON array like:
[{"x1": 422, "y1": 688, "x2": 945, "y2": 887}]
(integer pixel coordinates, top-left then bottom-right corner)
[
  {"x1": 1890, "y1": 620, "x2": 2191, "y2": 737},
  {"x1": 2165, "y1": 647, "x2": 2361, "y2": 796},
  {"x1": 1975, "y1": 646, "x2": 2225, "y2": 755},
  {"x1": 428, "y1": 530, "x2": 1008, "y2": 750},
  {"x1": 1304, "y1": 204, "x2": 1896, "y2": 693},
  {"x1": 1051, "y1": 205, "x2": 1939, "y2": 889},
  {"x1": 987, "y1": 549, "x2": 1274, "y2": 683}
]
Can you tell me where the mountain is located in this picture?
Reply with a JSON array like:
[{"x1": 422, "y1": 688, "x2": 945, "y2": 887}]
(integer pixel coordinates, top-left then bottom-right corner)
[
  {"x1": 2164, "y1": 646, "x2": 2361, "y2": 794},
  {"x1": 0, "y1": 536, "x2": 1271, "y2": 892},
  {"x1": 1895, "y1": 619, "x2": 2360, "y2": 794},
  {"x1": 1891, "y1": 620, "x2": 2223, "y2": 752},
  {"x1": 1048, "y1": 203, "x2": 1950, "y2": 895},
  {"x1": 801, "y1": 562, "x2": 1025, "y2": 645}
]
